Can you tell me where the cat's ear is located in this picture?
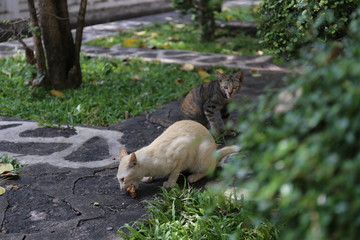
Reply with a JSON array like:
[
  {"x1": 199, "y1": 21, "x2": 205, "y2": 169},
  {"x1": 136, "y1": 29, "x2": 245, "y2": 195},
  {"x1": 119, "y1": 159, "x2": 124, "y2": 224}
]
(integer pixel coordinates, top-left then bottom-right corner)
[
  {"x1": 215, "y1": 72, "x2": 226, "y2": 81},
  {"x1": 120, "y1": 148, "x2": 128, "y2": 159},
  {"x1": 128, "y1": 153, "x2": 137, "y2": 168},
  {"x1": 234, "y1": 71, "x2": 243, "y2": 82}
]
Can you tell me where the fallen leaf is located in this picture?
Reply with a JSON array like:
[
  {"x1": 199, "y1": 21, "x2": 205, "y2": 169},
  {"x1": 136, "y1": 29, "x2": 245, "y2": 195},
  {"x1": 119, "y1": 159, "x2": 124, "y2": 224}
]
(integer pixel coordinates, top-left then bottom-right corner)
[
  {"x1": 198, "y1": 70, "x2": 210, "y2": 78},
  {"x1": 50, "y1": 90, "x2": 64, "y2": 98},
  {"x1": 6, "y1": 185, "x2": 20, "y2": 190},
  {"x1": 175, "y1": 78, "x2": 184, "y2": 84},
  {"x1": 252, "y1": 73, "x2": 262, "y2": 78},
  {"x1": 0, "y1": 172, "x2": 19, "y2": 179},
  {"x1": 135, "y1": 31, "x2": 147, "y2": 36},
  {"x1": 181, "y1": 63, "x2": 195, "y2": 71},
  {"x1": 168, "y1": 37, "x2": 180, "y2": 42},
  {"x1": 127, "y1": 184, "x2": 137, "y2": 198},
  {"x1": 249, "y1": 68, "x2": 262, "y2": 77},
  {"x1": 226, "y1": 15, "x2": 234, "y2": 20},
  {"x1": 161, "y1": 44, "x2": 171, "y2": 49},
  {"x1": 0, "y1": 187, "x2": 5, "y2": 196},
  {"x1": 93, "y1": 202, "x2": 100, "y2": 206},
  {"x1": 256, "y1": 50, "x2": 264, "y2": 56},
  {"x1": 131, "y1": 75, "x2": 142, "y2": 80},
  {"x1": 123, "y1": 38, "x2": 140, "y2": 47},
  {"x1": 150, "y1": 32, "x2": 158, "y2": 37},
  {"x1": 0, "y1": 163, "x2": 14, "y2": 174},
  {"x1": 174, "y1": 24, "x2": 185, "y2": 29},
  {"x1": 215, "y1": 69, "x2": 224, "y2": 74}
]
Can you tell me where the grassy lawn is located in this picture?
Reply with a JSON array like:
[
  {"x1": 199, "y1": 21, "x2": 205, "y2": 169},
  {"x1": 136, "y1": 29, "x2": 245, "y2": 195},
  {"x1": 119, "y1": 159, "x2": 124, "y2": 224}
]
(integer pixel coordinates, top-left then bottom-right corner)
[
  {"x1": 86, "y1": 7, "x2": 266, "y2": 56},
  {"x1": 0, "y1": 54, "x2": 236, "y2": 127},
  {"x1": 119, "y1": 185, "x2": 278, "y2": 239}
]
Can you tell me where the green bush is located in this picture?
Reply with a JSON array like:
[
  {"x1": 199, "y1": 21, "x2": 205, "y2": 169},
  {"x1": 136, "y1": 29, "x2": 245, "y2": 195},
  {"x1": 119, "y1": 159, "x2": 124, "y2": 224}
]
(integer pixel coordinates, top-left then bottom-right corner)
[
  {"x1": 257, "y1": 0, "x2": 359, "y2": 57},
  {"x1": 222, "y1": 8, "x2": 360, "y2": 240}
]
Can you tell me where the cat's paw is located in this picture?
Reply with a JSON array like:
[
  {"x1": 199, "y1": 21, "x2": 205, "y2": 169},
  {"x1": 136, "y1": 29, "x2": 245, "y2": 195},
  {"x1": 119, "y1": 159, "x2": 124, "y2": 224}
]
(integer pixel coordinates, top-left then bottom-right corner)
[
  {"x1": 141, "y1": 176, "x2": 154, "y2": 183},
  {"x1": 163, "y1": 181, "x2": 175, "y2": 188},
  {"x1": 187, "y1": 173, "x2": 206, "y2": 183}
]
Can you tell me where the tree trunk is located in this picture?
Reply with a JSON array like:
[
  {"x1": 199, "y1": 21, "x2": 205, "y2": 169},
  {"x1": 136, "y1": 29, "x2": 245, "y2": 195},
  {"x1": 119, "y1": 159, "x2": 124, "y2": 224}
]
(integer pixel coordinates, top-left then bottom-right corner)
[
  {"x1": 199, "y1": 0, "x2": 216, "y2": 41},
  {"x1": 36, "y1": 0, "x2": 82, "y2": 89},
  {"x1": 27, "y1": 0, "x2": 47, "y2": 85}
]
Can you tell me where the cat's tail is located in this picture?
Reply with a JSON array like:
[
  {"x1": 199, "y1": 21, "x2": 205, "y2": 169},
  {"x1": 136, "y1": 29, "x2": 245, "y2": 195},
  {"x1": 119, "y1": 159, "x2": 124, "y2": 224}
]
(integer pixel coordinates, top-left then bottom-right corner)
[
  {"x1": 215, "y1": 145, "x2": 241, "y2": 163},
  {"x1": 146, "y1": 113, "x2": 174, "y2": 127}
]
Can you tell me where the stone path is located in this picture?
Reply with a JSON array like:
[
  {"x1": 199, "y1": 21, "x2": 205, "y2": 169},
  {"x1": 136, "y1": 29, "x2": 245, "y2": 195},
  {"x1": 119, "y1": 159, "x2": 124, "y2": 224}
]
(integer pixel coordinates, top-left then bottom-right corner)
[{"x1": 0, "y1": 6, "x2": 288, "y2": 240}]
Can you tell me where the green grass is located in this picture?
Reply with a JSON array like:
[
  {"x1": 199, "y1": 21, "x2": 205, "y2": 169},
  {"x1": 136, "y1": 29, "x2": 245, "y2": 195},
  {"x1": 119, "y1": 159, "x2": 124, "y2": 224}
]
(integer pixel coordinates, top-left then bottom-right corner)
[
  {"x1": 119, "y1": 185, "x2": 279, "y2": 239},
  {"x1": 86, "y1": 22, "x2": 263, "y2": 56},
  {"x1": 85, "y1": 6, "x2": 265, "y2": 56},
  {"x1": 0, "y1": 54, "x2": 236, "y2": 127}
]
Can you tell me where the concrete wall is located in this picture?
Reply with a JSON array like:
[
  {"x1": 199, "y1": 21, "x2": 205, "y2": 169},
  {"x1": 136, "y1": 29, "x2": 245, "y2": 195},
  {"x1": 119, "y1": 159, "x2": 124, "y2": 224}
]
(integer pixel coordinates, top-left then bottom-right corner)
[{"x1": 0, "y1": 0, "x2": 173, "y2": 25}]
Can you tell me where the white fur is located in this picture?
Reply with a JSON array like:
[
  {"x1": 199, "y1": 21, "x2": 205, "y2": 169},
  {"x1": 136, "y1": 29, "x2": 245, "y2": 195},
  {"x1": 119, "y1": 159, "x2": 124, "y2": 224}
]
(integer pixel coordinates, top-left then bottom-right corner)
[{"x1": 117, "y1": 120, "x2": 240, "y2": 190}]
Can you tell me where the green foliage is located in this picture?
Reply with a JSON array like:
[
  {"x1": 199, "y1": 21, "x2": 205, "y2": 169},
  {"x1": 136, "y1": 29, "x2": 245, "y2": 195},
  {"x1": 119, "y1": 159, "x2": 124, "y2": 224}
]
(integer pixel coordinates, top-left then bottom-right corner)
[
  {"x1": 257, "y1": 0, "x2": 359, "y2": 57},
  {"x1": 171, "y1": 0, "x2": 223, "y2": 21},
  {"x1": 119, "y1": 185, "x2": 279, "y2": 239},
  {"x1": 222, "y1": 9, "x2": 360, "y2": 240},
  {"x1": 215, "y1": 6, "x2": 260, "y2": 23},
  {"x1": 171, "y1": 0, "x2": 223, "y2": 40},
  {"x1": 86, "y1": 21, "x2": 264, "y2": 56},
  {"x1": 0, "y1": 54, "x2": 236, "y2": 126}
]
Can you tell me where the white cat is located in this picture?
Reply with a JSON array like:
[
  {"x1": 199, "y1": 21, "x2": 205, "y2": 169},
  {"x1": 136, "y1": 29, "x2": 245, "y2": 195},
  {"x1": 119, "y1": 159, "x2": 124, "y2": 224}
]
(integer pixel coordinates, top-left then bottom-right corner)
[{"x1": 117, "y1": 120, "x2": 240, "y2": 191}]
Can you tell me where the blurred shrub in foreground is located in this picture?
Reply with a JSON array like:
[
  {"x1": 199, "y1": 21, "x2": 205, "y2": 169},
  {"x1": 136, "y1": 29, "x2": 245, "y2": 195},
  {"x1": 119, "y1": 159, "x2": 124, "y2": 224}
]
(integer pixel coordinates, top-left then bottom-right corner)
[{"x1": 222, "y1": 8, "x2": 360, "y2": 240}]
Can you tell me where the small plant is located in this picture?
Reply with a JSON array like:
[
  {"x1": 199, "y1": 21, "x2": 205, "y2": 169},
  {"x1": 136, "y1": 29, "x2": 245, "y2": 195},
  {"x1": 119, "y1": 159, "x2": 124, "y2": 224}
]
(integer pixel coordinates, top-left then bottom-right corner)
[
  {"x1": 118, "y1": 184, "x2": 278, "y2": 239},
  {"x1": 0, "y1": 154, "x2": 23, "y2": 170}
]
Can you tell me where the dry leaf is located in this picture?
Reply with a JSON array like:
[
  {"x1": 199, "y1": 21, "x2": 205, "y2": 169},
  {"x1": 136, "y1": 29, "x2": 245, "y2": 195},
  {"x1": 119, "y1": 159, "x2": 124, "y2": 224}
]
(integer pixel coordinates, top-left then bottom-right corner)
[
  {"x1": 0, "y1": 187, "x2": 5, "y2": 196},
  {"x1": 0, "y1": 163, "x2": 14, "y2": 174},
  {"x1": 135, "y1": 31, "x2": 147, "y2": 36},
  {"x1": 123, "y1": 38, "x2": 140, "y2": 47},
  {"x1": 175, "y1": 78, "x2": 184, "y2": 84},
  {"x1": 131, "y1": 75, "x2": 142, "y2": 80},
  {"x1": 256, "y1": 50, "x2": 264, "y2": 56},
  {"x1": 181, "y1": 63, "x2": 195, "y2": 71},
  {"x1": 161, "y1": 44, "x2": 171, "y2": 49},
  {"x1": 168, "y1": 37, "x2": 180, "y2": 42},
  {"x1": 198, "y1": 70, "x2": 210, "y2": 78},
  {"x1": 0, "y1": 172, "x2": 19, "y2": 179},
  {"x1": 226, "y1": 15, "x2": 234, "y2": 20},
  {"x1": 7, "y1": 185, "x2": 21, "y2": 190},
  {"x1": 127, "y1": 184, "x2": 137, "y2": 198},
  {"x1": 150, "y1": 32, "x2": 158, "y2": 37},
  {"x1": 249, "y1": 68, "x2": 262, "y2": 77},
  {"x1": 50, "y1": 90, "x2": 64, "y2": 98},
  {"x1": 175, "y1": 24, "x2": 185, "y2": 29}
]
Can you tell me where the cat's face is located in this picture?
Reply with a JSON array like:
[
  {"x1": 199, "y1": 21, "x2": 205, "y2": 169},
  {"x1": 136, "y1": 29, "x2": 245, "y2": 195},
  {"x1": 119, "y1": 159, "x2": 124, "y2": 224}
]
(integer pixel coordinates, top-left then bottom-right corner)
[
  {"x1": 217, "y1": 71, "x2": 243, "y2": 99},
  {"x1": 117, "y1": 149, "x2": 143, "y2": 191}
]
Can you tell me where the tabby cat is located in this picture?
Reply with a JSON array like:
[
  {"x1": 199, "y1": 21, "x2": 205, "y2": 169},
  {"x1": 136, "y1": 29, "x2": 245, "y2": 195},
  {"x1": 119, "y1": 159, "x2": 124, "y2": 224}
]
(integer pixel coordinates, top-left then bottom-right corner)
[{"x1": 148, "y1": 71, "x2": 243, "y2": 134}]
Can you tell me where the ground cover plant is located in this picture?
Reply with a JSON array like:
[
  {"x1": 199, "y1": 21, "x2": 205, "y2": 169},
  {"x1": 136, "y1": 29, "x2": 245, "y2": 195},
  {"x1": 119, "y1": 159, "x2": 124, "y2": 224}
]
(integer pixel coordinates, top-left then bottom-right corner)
[
  {"x1": 119, "y1": 185, "x2": 279, "y2": 239},
  {"x1": 221, "y1": 7, "x2": 360, "y2": 240},
  {"x1": 86, "y1": 7, "x2": 264, "y2": 56},
  {"x1": 0, "y1": 54, "x2": 234, "y2": 127}
]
